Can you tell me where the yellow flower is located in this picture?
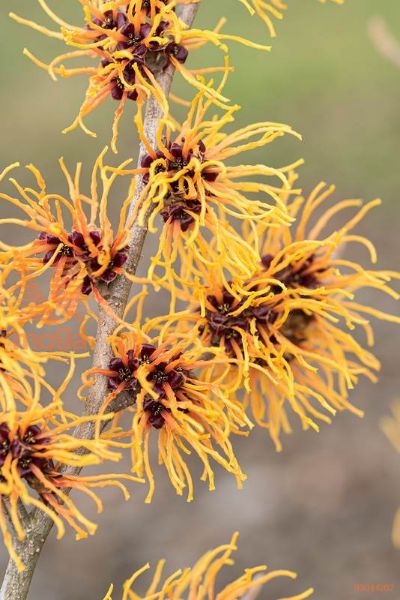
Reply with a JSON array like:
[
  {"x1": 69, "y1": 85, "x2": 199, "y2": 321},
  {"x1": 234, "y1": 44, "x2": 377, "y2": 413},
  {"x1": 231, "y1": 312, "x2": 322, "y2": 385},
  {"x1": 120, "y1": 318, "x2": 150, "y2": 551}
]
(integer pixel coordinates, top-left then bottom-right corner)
[
  {"x1": 85, "y1": 314, "x2": 250, "y2": 502},
  {"x1": 381, "y1": 402, "x2": 400, "y2": 548},
  {"x1": 111, "y1": 86, "x2": 300, "y2": 297},
  {"x1": 103, "y1": 532, "x2": 314, "y2": 600},
  {"x1": 11, "y1": 0, "x2": 269, "y2": 150},
  {"x1": 167, "y1": 182, "x2": 400, "y2": 450},
  {"x1": 0, "y1": 151, "x2": 132, "y2": 324},
  {"x1": 0, "y1": 403, "x2": 143, "y2": 571}
]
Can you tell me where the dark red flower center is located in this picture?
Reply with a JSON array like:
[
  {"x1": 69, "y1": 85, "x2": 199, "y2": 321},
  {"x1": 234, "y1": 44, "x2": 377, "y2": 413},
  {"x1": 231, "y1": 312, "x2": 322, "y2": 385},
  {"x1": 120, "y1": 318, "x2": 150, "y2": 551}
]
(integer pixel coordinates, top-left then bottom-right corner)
[
  {"x1": 37, "y1": 230, "x2": 128, "y2": 295},
  {"x1": 91, "y1": 7, "x2": 188, "y2": 103},
  {"x1": 203, "y1": 255, "x2": 323, "y2": 356},
  {"x1": 261, "y1": 253, "x2": 325, "y2": 290},
  {"x1": 0, "y1": 423, "x2": 54, "y2": 479},
  {"x1": 107, "y1": 345, "x2": 189, "y2": 429}
]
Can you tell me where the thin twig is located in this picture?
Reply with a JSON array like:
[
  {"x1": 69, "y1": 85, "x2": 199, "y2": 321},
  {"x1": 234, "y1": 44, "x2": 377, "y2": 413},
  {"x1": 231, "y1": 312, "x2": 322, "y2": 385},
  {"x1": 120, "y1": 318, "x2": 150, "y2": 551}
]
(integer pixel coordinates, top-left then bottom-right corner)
[
  {"x1": 368, "y1": 16, "x2": 400, "y2": 69},
  {"x1": 0, "y1": 4, "x2": 199, "y2": 599}
]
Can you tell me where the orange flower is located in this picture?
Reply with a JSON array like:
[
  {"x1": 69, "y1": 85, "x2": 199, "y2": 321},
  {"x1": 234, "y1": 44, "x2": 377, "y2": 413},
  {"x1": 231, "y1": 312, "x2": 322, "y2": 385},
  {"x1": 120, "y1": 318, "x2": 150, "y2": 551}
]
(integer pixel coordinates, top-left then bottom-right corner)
[
  {"x1": 0, "y1": 403, "x2": 143, "y2": 571},
  {"x1": 165, "y1": 182, "x2": 400, "y2": 450},
  {"x1": 11, "y1": 0, "x2": 268, "y2": 150},
  {"x1": 85, "y1": 315, "x2": 250, "y2": 502},
  {"x1": 0, "y1": 152, "x2": 132, "y2": 324},
  {"x1": 104, "y1": 532, "x2": 314, "y2": 600},
  {"x1": 111, "y1": 86, "x2": 300, "y2": 296}
]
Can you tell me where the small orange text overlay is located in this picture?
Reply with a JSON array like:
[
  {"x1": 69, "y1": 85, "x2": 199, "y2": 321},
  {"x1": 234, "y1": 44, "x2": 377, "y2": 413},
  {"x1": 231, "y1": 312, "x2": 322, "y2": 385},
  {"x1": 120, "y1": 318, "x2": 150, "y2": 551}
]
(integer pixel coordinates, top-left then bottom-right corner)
[
  {"x1": 24, "y1": 281, "x2": 87, "y2": 352},
  {"x1": 353, "y1": 583, "x2": 395, "y2": 594}
]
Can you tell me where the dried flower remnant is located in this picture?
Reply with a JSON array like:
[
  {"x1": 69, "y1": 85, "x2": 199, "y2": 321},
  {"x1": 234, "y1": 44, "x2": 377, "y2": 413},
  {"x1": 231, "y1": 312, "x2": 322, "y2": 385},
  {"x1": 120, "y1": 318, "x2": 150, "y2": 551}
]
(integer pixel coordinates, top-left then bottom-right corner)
[
  {"x1": 171, "y1": 183, "x2": 400, "y2": 450},
  {"x1": 0, "y1": 153, "x2": 132, "y2": 323},
  {"x1": 86, "y1": 324, "x2": 250, "y2": 502},
  {"x1": 113, "y1": 87, "x2": 300, "y2": 293},
  {"x1": 103, "y1": 531, "x2": 314, "y2": 600},
  {"x1": 0, "y1": 403, "x2": 143, "y2": 571},
  {"x1": 11, "y1": 0, "x2": 269, "y2": 150}
]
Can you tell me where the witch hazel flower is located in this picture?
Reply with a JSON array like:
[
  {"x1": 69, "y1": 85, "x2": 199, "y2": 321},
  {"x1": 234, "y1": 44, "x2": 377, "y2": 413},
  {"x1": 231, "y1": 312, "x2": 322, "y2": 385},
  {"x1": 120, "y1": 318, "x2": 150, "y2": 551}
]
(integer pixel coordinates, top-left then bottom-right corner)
[
  {"x1": 103, "y1": 532, "x2": 314, "y2": 600},
  {"x1": 165, "y1": 182, "x2": 400, "y2": 450},
  {"x1": 111, "y1": 85, "x2": 301, "y2": 296},
  {"x1": 0, "y1": 152, "x2": 133, "y2": 323},
  {"x1": 0, "y1": 402, "x2": 143, "y2": 571},
  {"x1": 11, "y1": 0, "x2": 269, "y2": 150},
  {"x1": 82, "y1": 318, "x2": 251, "y2": 502}
]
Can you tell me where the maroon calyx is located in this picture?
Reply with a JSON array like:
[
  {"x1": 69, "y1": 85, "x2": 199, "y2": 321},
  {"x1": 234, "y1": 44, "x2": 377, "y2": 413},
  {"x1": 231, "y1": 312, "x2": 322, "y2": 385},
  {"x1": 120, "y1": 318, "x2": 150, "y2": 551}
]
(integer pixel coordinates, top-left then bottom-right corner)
[
  {"x1": 160, "y1": 199, "x2": 201, "y2": 232},
  {"x1": 107, "y1": 344, "x2": 190, "y2": 429},
  {"x1": 94, "y1": 11, "x2": 189, "y2": 103},
  {"x1": 261, "y1": 253, "x2": 324, "y2": 290},
  {"x1": 0, "y1": 423, "x2": 54, "y2": 479},
  {"x1": 37, "y1": 232, "x2": 74, "y2": 265},
  {"x1": 147, "y1": 361, "x2": 186, "y2": 397},
  {"x1": 37, "y1": 229, "x2": 128, "y2": 296},
  {"x1": 143, "y1": 397, "x2": 166, "y2": 429},
  {"x1": 107, "y1": 350, "x2": 140, "y2": 392},
  {"x1": 279, "y1": 309, "x2": 315, "y2": 346},
  {"x1": 204, "y1": 290, "x2": 272, "y2": 354},
  {"x1": 140, "y1": 138, "x2": 219, "y2": 189}
]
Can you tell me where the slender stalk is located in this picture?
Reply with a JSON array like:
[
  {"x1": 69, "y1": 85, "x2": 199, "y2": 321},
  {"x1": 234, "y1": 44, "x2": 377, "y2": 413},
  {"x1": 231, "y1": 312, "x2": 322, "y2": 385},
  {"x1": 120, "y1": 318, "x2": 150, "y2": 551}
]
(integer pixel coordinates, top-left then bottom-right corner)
[
  {"x1": 369, "y1": 16, "x2": 400, "y2": 69},
  {"x1": 0, "y1": 4, "x2": 200, "y2": 599}
]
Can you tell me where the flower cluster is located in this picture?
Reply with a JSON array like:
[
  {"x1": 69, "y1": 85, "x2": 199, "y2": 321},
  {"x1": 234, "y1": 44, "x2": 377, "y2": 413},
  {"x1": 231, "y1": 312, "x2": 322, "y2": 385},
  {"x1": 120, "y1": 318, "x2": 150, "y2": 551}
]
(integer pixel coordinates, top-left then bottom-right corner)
[
  {"x1": 0, "y1": 152, "x2": 133, "y2": 323},
  {"x1": 0, "y1": 160, "x2": 144, "y2": 572},
  {"x1": 160, "y1": 182, "x2": 400, "y2": 450},
  {"x1": 103, "y1": 532, "x2": 314, "y2": 600},
  {"x1": 83, "y1": 319, "x2": 250, "y2": 501},
  {"x1": 2, "y1": 0, "x2": 396, "y2": 591},
  {"x1": 11, "y1": 0, "x2": 269, "y2": 150},
  {"x1": 112, "y1": 86, "x2": 301, "y2": 295},
  {"x1": 0, "y1": 403, "x2": 142, "y2": 571}
]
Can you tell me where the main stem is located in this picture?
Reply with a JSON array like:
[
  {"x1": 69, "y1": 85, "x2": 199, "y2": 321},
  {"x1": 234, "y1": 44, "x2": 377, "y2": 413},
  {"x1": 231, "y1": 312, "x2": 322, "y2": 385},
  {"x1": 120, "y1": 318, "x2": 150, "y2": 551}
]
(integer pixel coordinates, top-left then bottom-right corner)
[{"x1": 0, "y1": 4, "x2": 199, "y2": 599}]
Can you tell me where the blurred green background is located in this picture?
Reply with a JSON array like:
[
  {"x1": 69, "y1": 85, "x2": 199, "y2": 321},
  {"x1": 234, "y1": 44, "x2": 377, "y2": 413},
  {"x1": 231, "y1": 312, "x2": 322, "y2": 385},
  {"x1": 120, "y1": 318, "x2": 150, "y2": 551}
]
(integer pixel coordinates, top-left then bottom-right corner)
[{"x1": 1, "y1": 1, "x2": 400, "y2": 599}]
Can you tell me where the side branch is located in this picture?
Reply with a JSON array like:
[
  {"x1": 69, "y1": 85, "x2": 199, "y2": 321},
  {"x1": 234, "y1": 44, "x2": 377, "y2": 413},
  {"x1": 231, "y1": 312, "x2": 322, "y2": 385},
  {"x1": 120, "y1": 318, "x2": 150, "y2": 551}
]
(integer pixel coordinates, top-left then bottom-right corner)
[{"x1": 0, "y1": 4, "x2": 199, "y2": 599}]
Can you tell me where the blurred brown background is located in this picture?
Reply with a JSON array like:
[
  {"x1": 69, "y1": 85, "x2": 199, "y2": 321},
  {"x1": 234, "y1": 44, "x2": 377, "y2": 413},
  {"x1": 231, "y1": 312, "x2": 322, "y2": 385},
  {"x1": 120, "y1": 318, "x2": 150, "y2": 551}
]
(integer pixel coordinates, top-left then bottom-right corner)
[{"x1": 1, "y1": 1, "x2": 400, "y2": 598}]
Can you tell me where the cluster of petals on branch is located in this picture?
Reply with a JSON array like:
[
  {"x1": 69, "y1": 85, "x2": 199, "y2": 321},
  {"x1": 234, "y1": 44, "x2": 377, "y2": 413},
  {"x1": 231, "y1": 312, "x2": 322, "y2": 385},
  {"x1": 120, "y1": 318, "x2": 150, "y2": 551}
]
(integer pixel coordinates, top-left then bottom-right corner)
[
  {"x1": 151, "y1": 181, "x2": 400, "y2": 451},
  {"x1": 0, "y1": 402, "x2": 143, "y2": 571},
  {"x1": 110, "y1": 86, "x2": 301, "y2": 293},
  {"x1": 82, "y1": 313, "x2": 251, "y2": 501},
  {"x1": 11, "y1": 0, "x2": 270, "y2": 150},
  {"x1": 103, "y1": 532, "x2": 314, "y2": 599},
  {"x1": 0, "y1": 265, "x2": 81, "y2": 414},
  {"x1": 0, "y1": 152, "x2": 134, "y2": 324},
  {"x1": 0, "y1": 167, "x2": 146, "y2": 570},
  {"x1": 0, "y1": 267, "x2": 143, "y2": 573}
]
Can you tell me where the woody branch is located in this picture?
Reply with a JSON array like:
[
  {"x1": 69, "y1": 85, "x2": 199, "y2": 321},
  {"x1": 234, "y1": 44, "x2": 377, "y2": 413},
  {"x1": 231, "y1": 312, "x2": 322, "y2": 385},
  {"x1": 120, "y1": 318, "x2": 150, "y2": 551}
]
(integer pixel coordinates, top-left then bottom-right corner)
[{"x1": 0, "y1": 4, "x2": 199, "y2": 600}]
